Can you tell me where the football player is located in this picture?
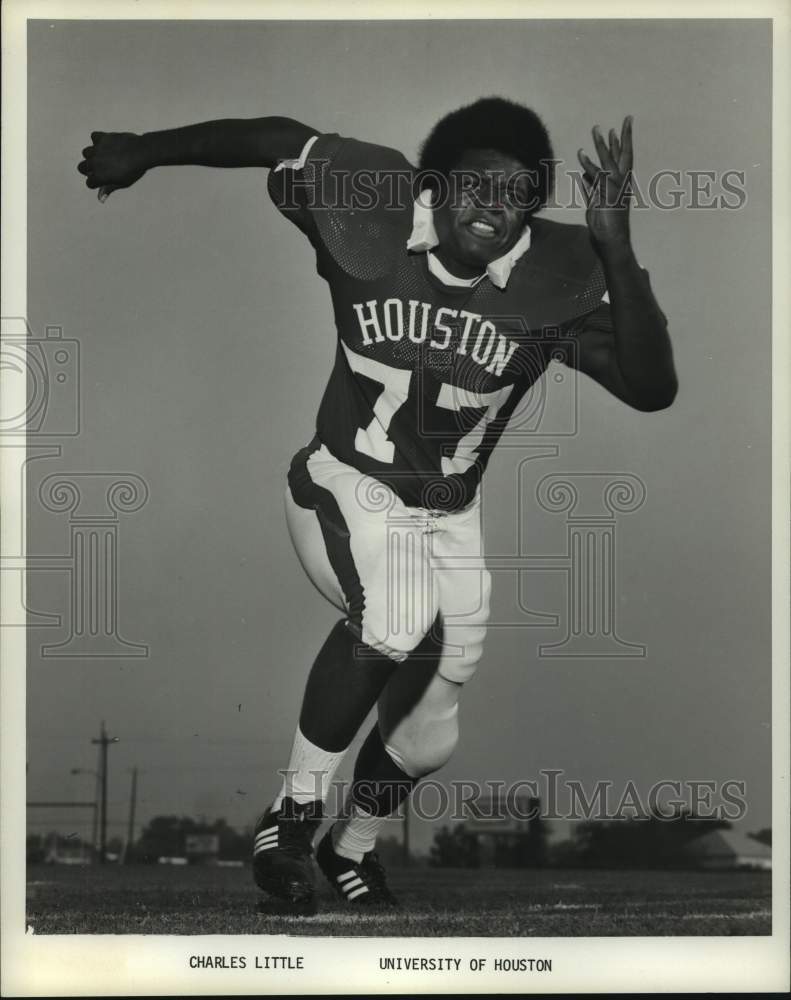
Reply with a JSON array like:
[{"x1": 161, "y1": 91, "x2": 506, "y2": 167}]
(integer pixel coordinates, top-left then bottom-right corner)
[{"x1": 78, "y1": 97, "x2": 677, "y2": 909}]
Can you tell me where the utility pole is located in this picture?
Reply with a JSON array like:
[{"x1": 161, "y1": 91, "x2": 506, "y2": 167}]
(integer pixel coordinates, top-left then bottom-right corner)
[
  {"x1": 402, "y1": 797, "x2": 411, "y2": 867},
  {"x1": 123, "y1": 767, "x2": 138, "y2": 864},
  {"x1": 91, "y1": 722, "x2": 119, "y2": 863},
  {"x1": 91, "y1": 772, "x2": 99, "y2": 855}
]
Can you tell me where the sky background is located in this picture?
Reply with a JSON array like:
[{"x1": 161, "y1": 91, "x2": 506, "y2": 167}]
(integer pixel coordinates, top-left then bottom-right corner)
[{"x1": 25, "y1": 18, "x2": 771, "y2": 857}]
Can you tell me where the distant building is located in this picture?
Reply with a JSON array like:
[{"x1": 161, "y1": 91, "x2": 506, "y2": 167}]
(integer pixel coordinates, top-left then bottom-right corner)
[
  {"x1": 185, "y1": 832, "x2": 220, "y2": 864},
  {"x1": 462, "y1": 795, "x2": 545, "y2": 867},
  {"x1": 684, "y1": 829, "x2": 772, "y2": 871},
  {"x1": 44, "y1": 835, "x2": 92, "y2": 866}
]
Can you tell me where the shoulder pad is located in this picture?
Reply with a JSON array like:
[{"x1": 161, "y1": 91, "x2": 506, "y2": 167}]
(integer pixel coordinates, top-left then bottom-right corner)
[
  {"x1": 507, "y1": 218, "x2": 607, "y2": 327},
  {"x1": 268, "y1": 133, "x2": 414, "y2": 280}
]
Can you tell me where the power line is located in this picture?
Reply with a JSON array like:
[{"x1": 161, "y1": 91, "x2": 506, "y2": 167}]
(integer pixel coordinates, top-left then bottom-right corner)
[
  {"x1": 27, "y1": 734, "x2": 303, "y2": 746},
  {"x1": 26, "y1": 801, "x2": 95, "y2": 808},
  {"x1": 27, "y1": 819, "x2": 126, "y2": 829}
]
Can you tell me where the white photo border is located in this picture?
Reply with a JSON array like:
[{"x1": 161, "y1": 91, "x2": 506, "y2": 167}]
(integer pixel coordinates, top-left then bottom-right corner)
[{"x1": 2, "y1": 0, "x2": 789, "y2": 995}]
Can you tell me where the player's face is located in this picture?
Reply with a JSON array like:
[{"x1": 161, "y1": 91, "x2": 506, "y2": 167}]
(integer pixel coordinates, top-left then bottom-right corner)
[{"x1": 433, "y1": 148, "x2": 532, "y2": 274}]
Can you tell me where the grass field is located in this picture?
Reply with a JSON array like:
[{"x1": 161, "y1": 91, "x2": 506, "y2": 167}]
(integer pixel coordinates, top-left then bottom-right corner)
[{"x1": 26, "y1": 863, "x2": 771, "y2": 936}]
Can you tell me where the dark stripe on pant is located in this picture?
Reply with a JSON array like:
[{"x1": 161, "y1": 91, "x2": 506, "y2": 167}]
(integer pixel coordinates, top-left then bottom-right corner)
[{"x1": 288, "y1": 437, "x2": 366, "y2": 635}]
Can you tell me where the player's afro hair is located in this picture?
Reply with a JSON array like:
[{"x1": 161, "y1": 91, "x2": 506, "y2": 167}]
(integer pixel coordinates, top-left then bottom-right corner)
[{"x1": 418, "y1": 96, "x2": 555, "y2": 211}]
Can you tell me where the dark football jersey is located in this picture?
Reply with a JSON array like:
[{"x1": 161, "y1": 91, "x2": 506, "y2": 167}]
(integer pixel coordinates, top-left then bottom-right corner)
[{"x1": 268, "y1": 132, "x2": 611, "y2": 511}]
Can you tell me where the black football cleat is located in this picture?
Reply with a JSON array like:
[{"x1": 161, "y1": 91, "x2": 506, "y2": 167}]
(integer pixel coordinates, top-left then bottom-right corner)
[
  {"x1": 316, "y1": 829, "x2": 398, "y2": 907},
  {"x1": 252, "y1": 796, "x2": 323, "y2": 911}
]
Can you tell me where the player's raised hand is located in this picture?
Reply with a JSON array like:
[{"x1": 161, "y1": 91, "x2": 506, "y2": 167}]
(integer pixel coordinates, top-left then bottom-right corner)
[
  {"x1": 576, "y1": 116, "x2": 634, "y2": 247},
  {"x1": 77, "y1": 131, "x2": 149, "y2": 202}
]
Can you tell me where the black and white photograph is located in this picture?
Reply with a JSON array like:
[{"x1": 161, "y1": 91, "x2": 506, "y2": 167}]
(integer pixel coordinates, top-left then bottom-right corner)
[{"x1": 2, "y1": 1, "x2": 789, "y2": 995}]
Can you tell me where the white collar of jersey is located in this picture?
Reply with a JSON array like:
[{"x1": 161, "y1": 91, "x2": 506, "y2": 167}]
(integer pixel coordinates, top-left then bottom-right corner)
[{"x1": 406, "y1": 189, "x2": 532, "y2": 290}]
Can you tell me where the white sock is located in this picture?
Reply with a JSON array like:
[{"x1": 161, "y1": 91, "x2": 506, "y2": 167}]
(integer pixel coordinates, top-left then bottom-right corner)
[
  {"x1": 272, "y1": 726, "x2": 347, "y2": 808},
  {"x1": 331, "y1": 802, "x2": 388, "y2": 862}
]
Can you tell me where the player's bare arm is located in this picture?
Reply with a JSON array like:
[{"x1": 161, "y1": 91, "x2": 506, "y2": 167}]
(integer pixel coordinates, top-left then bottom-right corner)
[
  {"x1": 77, "y1": 116, "x2": 316, "y2": 198},
  {"x1": 575, "y1": 116, "x2": 678, "y2": 412}
]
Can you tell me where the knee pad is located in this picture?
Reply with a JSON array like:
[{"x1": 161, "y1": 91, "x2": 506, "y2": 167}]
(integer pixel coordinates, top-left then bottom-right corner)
[{"x1": 384, "y1": 701, "x2": 460, "y2": 779}]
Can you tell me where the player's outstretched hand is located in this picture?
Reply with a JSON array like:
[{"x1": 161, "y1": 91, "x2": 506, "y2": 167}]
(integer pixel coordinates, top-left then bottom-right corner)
[
  {"x1": 576, "y1": 116, "x2": 634, "y2": 248},
  {"x1": 77, "y1": 132, "x2": 148, "y2": 202}
]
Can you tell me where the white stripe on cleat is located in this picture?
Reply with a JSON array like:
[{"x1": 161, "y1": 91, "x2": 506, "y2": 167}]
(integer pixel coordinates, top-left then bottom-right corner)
[{"x1": 346, "y1": 885, "x2": 370, "y2": 900}]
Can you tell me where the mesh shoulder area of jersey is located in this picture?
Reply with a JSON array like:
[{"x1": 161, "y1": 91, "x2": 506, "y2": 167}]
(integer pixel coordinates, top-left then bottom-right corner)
[{"x1": 267, "y1": 133, "x2": 415, "y2": 281}]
